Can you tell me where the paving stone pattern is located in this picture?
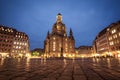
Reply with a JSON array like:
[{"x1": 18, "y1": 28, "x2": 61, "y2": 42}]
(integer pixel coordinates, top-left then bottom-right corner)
[{"x1": 0, "y1": 58, "x2": 120, "y2": 80}]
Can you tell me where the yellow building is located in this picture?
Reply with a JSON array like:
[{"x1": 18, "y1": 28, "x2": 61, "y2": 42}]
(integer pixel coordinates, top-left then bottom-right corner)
[
  {"x1": 75, "y1": 46, "x2": 93, "y2": 58},
  {"x1": 0, "y1": 25, "x2": 29, "y2": 58},
  {"x1": 108, "y1": 22, "x2": 120, "y2": 57},
  {"x1": 44, "y1": 13, "x2": 75, "y2": 58},
  {"x1": 93, "y1": 21, "x2": 120, "y2": 57}
]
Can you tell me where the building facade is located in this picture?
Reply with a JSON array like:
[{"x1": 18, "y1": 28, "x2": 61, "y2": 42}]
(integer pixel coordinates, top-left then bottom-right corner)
[
  {"x1": 95, "y1": 28, "x2": 109, "y2": 57},
  {"x1": 44, "y1": 13, "x2": 75, "y2": 57},
  {"x1": 108, "y1": 22, "x2": 120, "y2": 57},
  {"x1": 93, "y1": 21, "x2": 120, "y2": 57},
  {"x1": 0, "y1": 25, "x2": 29, "y2": 58},
  {"x1": 75, "y1": 46, "x2": 93, "y2": 57}
]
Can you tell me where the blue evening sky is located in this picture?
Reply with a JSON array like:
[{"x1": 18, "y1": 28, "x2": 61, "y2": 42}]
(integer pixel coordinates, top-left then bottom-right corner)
[{"x1": 0, "y1": 0, "x2": 120, "y2": 50}]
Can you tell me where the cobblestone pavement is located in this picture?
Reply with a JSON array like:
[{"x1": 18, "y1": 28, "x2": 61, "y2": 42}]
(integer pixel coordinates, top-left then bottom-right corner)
[{"x1": 0, "y1": 58, "x2": 120, "y2": 80}]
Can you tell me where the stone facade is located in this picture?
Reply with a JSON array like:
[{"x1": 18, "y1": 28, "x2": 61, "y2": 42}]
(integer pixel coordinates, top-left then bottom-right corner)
[
  {"x1": 0, "y1": 25, "x2": 29, "y2": 58},
  {"x1": 75, "y1": 46, "x2": 93, "y2": 57},
  {"x1": 44, "y1": 13, "x2": 75, "y2": 57},
  {"x1": 93, "y1": 21, "x2": 120, "y2": 57}
]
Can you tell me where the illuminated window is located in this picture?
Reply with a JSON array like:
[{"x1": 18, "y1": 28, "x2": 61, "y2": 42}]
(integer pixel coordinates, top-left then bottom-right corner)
[
  {"x1": 12, "y1": 50, "x2": 14, "y2": 52},
  {"x1": 100, "y1": 48, "x2": 104, "y2": 50},
  {"x1": 10, "y1": 29, "x2": 13, "y2": 32},
  {"x1": 65, "y1": 44, "x2": 68, "y2": 47},
  {"x1": 112, "y1": 29, "x2": 116, "y2": 34},
  {"x1": 53, "y1": 42, "x2": 56, "y2": 45},
  {"x1": 115, "y1": 34, "x2": 117, "y2": 38},
  {"x1": 57, "y1": 25, "x2": 61, "y2": 30},
  {"x1": 110, "y1": 41, "x2": 114, "y2": 45},
  {"x1": 25, "y1": 43, "x2": 27, "y2": 46},
  {"x1": 64, "y1": 34, "x2": 66, "y2": 36},
  {"x1": 2, "y1": 28, "x2": 4, "y2": 31},
  {"x1": 109, "y1": 37, "x2": 112, "y2": 40},
  {"x1": 17, "y1": 42, "x2": 19, "y2": 44},
  {"x1": 19, "y1": 46, "x2": 21, "y2": 49},
  {"x1": 53, "y1": 45, "x2": 56, "y2": 51},
  {"x1": 8, "y1": 29, "x2": 10, "y2": 32},
  {"x1": 13, "y1": 46, "x2": 16, "y2": 48},
  {"x1": 113, "y1": 35, "x2": 115, "y2": 39},
  {"x1": 14, "y1": 41, "x2": 16, "y2": 44},
  {"x1": 22, "y1": 43, "x2": 24, "y2": 45},
  {"x1": 53, "y1": 42, "x2": 56, "y2": 51},
  {"x1": 53, "y1": 37, "x2": 56, "y2": 40},
  {"x1": 66, "y1": 38, "x2": 67, "y2": 41},
  {"x1": 53, "y1": 48, "x2": 55, "y2": 51},
  {"x1": 113, "y1": 34, "x2": 117, "y2": 39},
  {"x1": 5, "y1": 39, "x2": 8, "y2": 42},
  {"x1": 5, "y1": 29, "x2": 7, "y2": 32},
  {"x1": 16, "y1": 46, "x2": 18, "y2": 49},
  {"x1": 59, "y1": 44, "x2": 61, "y2": 51},
  {"x1": 107, "y1": 28, "x2": 110, "y2": 31}
]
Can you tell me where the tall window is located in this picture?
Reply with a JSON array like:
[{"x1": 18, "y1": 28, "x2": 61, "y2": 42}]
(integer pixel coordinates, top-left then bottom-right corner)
[
  {"x1": 53, "y1": 42, "x2": 56, "y2": 51},
  {"x1": 109, "y1": 36, "x2": 112, "y2": 41},
  {"x1": 53, "y1": 37, "x2": 56, "y2": 40},
  {"x1": 113, "y1": 34, "x2": 117, "y2": 39},
  {"x1": 111, "y1": 29, "x2": 116, "y2": 34},
  {"x1": 110, "y1": 41, "x2": 114, "y2": 45},
  {"x1": 119, "y1": 32, "x2": 120, "y2": 36},
  {"x1": 59, "y1": 43, "x2": 61, "y2": 51}
]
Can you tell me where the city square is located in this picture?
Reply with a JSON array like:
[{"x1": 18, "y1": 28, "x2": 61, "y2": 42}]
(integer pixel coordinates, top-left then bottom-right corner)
[
  {"x1": 0, "y1": 57, "x2": 120, "y2": 80},
  {"x1": 0, "y1": 0, "x2": 120, "y2": 80}
]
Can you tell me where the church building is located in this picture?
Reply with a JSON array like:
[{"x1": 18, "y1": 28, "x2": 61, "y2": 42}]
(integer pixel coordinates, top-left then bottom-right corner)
[{"x1": 44, "y1": 13, "x2": 75, "y2": 57}]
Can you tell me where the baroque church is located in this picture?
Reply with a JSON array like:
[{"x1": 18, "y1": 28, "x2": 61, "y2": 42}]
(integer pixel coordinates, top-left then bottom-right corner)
[{"x1": 44, "y1": 13, "x2": 75, "y2": 57}]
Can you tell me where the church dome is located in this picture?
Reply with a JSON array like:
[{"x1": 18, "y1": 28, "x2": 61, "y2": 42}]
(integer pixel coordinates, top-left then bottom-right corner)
[{"x1": 52, "y1": 13, "x2": 66, "y2": 35}]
